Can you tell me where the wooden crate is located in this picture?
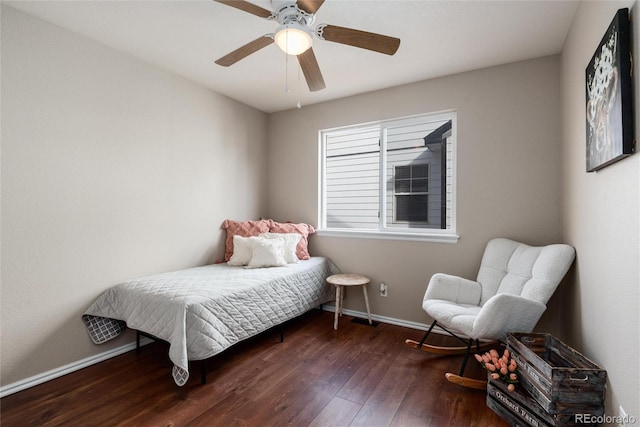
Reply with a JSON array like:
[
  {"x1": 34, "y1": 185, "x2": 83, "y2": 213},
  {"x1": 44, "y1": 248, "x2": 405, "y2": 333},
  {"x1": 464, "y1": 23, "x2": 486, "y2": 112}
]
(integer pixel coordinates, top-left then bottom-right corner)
[
  {"x1": 507, "y1": 333, "x2": 606, "y2": 416},
  {"x1": 487, "y1": 378, "x2": 553, "y2": 426},
  {"x1": 487, "y1": 378, "x2": 595, "y2": 426}
]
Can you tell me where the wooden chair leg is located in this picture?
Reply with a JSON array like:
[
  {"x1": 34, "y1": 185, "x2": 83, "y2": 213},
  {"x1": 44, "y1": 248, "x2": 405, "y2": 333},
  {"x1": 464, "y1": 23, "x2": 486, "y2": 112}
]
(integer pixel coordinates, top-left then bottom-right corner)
[
  {"x1": 333, "y1": 286, "x2": 341, "y2": 330},
  {"x1": 362, "y1": 285, "x2": 372, "y2": 325}
]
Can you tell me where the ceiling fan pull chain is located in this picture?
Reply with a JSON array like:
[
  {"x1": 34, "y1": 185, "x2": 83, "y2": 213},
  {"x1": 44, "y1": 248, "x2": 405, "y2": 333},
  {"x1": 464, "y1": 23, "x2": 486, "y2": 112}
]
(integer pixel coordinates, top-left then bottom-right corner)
[{"x1": 285, "y1": 40, "x2": 290, "y2": 93}]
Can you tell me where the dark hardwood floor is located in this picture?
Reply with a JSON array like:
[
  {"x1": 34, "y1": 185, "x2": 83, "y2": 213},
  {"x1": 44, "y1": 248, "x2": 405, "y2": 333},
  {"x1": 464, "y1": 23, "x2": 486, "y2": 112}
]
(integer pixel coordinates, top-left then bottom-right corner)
[{"x1": 1, "y1": 310, "x2": 508, "y2": 426}]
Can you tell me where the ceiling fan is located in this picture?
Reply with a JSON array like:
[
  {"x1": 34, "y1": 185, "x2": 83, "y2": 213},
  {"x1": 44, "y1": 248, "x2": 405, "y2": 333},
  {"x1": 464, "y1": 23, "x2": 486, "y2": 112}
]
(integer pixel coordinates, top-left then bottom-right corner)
[{"x1": 214, "y1": 0, "x2": 401, "y2": 92}]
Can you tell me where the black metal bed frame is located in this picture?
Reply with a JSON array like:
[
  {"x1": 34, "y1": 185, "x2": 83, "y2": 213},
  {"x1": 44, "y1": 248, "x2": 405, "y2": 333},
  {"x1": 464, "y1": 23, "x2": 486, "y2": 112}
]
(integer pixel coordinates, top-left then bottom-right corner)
[{"x1": 135, "y1": 304, "x2": 324, "y2": 385}]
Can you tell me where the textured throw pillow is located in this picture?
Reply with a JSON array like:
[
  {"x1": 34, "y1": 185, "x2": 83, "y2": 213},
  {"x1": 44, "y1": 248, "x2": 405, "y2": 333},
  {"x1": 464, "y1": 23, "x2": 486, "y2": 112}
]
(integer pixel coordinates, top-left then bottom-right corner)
[
  {"x1": 246, "y1": 237, "x2": 287, "y2": 268},
  {"x1": 269, "y1": 221, "x2": 315, "y2": 260},
  {"x1": 221, "y1": 219, "x2": 271, "y2": 262},
  {"x1": 227, "y1": 235, "x2": 253, "y2": 266},
  {"x1": 261, "y1": 233, "x2": 301, "y2": 264}
]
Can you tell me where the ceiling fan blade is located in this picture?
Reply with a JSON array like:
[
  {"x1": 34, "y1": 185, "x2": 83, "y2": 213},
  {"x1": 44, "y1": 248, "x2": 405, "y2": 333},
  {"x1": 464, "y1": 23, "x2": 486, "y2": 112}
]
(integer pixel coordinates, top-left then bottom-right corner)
[
  {"x1": 296, "y1": 0, "x2": 325, "y2": 15},
  {"x1": 215, "y1": 35, "x2": 274, "y2": 67},
  {"x1": 318, "y1": 24, "x2": 400, "y2": 56},
  {"x1": 297, "y1": 48, "x2": 325, "y2": 92},
  {"x1": 214, "y1": 0, "x2": 273, "y2": 19}
]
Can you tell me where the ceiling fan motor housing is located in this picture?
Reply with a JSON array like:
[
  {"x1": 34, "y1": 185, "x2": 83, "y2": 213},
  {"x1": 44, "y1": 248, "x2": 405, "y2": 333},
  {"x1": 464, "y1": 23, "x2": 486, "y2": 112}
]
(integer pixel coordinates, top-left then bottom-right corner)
[{"x1": 272, "y1": 0, "x2": 315, "y2": 27}]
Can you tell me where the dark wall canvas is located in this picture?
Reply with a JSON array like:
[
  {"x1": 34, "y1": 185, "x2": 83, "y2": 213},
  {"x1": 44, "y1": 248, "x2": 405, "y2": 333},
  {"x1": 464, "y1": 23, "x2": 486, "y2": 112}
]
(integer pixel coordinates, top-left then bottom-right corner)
[{"x1": 585, "y1": 8, "x2": 635, "y2": 172}]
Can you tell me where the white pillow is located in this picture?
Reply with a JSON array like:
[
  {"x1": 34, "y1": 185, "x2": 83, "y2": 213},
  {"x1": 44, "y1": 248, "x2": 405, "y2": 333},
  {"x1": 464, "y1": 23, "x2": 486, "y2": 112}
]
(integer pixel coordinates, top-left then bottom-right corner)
[
  {"x1": 246, "y1": 237, "x2": 287, "y2": 268},
  {"x1": 227, "y1": 235, "x2": 253, "y2": 266},
  {"x1": 261, "y1": 233, "x2": 301, "y2": 264}
]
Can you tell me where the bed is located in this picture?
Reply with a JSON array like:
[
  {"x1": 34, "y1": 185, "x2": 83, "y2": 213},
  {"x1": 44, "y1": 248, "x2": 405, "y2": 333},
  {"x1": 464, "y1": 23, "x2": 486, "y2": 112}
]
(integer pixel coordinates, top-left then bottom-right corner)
[{"x1": 82, "y1": 256, "x2": 338, "y2": 386}]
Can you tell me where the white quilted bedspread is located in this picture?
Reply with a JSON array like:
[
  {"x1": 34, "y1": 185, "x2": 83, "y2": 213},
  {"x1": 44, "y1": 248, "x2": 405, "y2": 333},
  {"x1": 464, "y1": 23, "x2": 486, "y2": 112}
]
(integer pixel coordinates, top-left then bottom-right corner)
[{"x1": 83, "y1": 257, "x2": 338, "y2": 385}]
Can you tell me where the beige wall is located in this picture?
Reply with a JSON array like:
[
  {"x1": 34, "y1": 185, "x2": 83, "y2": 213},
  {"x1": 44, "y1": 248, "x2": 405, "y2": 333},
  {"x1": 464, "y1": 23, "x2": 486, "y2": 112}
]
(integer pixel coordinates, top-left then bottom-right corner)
[
  {"x1": 267, "y1": 56, "x2": 564, "y2": 325},
  {"x1": 561, "y1": 0, "x2": 640, "y2": 419},
  {"x1": 3, "y1": 2, "x2": 638, "y2": 419},
  {"x1": 0, "y1": 6, "x2": 267, "y2": 387}
]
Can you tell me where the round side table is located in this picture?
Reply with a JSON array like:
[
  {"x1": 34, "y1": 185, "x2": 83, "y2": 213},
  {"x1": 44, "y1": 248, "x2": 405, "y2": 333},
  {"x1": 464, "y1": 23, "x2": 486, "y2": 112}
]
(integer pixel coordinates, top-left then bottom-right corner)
[{"x1": 326, "y1": 273, "x2": 372, "y2": 330}]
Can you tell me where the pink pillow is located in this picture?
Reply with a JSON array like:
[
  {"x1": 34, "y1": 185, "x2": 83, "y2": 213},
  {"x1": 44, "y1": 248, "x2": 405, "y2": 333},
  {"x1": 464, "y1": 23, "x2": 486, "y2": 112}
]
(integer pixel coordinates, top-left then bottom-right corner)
[
  {"x1": 221, "y1": 219, "x2": 272, "y2": 262},
  {"x1": 269, "y1": 221, "x2": 316, "y2": 260}
]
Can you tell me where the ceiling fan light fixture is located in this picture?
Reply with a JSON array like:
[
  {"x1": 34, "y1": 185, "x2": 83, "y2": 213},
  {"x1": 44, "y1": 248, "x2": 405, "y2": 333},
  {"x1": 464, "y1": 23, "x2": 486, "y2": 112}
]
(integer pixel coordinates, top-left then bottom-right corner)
[{"x1": 274, "y1": 23, "x2": 313, "y2": 55}]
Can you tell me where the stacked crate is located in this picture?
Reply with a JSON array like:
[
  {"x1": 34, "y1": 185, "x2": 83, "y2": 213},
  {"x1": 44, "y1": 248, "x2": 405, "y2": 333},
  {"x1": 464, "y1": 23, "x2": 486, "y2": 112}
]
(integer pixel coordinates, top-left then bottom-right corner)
[{"x1": 486, "y1": 333, "x2": 606, "y2": 426}]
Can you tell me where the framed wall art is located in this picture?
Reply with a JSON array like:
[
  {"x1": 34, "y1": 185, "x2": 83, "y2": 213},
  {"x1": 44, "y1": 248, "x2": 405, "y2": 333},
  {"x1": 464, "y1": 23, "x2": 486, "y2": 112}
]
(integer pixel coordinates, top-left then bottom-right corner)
[{"x1": 585, "y1": 8, "x2": 635, "y2": 172}]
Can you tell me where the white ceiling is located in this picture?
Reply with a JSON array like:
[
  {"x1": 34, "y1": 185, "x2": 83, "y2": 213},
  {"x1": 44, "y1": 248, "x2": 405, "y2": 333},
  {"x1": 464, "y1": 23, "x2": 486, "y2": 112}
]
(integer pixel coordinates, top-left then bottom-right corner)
[{"x1": 5, "y1": 0, "x2": 580, "y2": 113}]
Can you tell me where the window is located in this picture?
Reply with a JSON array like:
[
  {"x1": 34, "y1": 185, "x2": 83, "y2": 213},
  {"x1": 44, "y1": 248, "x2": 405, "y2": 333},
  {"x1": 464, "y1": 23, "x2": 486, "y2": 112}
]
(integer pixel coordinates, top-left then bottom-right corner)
[
  {"x1": 394, "y1": 164, "x2": 429, "y2": 223},
  {"x1": 319, "y1": 112, "x2": 457, "y2": 242}
]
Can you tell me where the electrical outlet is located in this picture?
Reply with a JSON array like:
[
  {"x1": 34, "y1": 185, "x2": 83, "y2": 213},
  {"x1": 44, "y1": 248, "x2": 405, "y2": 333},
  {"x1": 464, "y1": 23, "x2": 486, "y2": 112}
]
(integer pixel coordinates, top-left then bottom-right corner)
[{"x1": 379, "y1": 283, "x2": 388, "y2": 297}]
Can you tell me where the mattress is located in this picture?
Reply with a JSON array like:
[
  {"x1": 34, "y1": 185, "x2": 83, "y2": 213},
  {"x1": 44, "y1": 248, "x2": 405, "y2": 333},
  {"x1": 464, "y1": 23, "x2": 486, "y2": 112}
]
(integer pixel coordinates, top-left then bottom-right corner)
[{"x1": 82, "y1": 257, "x2": 338, "y2": 385}]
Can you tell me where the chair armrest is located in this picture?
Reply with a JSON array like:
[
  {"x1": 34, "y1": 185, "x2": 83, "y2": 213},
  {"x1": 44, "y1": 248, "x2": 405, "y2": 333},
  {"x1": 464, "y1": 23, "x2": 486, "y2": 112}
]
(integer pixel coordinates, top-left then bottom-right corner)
[
  {"x1": 424, "y1": 273, "x2": 482, "y2": 305},
  {"x1": 473, "y1": 294, "x2": 547, "y2": 341}
]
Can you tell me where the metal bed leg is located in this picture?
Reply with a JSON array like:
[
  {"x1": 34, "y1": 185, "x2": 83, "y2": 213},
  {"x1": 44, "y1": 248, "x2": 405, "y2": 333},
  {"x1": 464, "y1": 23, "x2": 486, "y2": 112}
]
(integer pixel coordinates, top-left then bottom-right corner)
[
  {"x1": 136, "y1": 331, "x2": 141, "y2": 353},
  {"x1": 201, "y1": 360, "x2": 207, "y2": 384}
]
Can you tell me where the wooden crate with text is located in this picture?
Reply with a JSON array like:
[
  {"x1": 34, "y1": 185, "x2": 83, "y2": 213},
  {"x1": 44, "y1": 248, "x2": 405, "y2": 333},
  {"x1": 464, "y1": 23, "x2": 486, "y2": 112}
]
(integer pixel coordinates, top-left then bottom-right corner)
[
  {"x1": 487, "y1": 377, "x2": 596, "y2": 426},
  {"x1": 506, "y1": 333, "x2": 606, "y2": 417}
]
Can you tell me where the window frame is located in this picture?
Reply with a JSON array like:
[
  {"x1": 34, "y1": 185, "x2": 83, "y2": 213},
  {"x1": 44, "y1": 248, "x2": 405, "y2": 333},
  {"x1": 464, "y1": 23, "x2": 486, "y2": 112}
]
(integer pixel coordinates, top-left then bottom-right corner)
[
  {"x1": 392, "y1": 163, "x2": 430, "y2": 224},
  {"x1": 318, "y1": 111, "x2": 458, "y2": 243}
]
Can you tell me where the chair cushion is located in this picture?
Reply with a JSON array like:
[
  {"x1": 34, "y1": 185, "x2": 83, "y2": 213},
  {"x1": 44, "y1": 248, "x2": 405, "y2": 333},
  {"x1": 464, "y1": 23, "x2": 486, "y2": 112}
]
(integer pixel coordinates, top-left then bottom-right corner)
[
  {"x1": 422, "y1": 299, "x2": 481, "y2": 338},
  {"x1": 476, "y1": 238, "x2": 575, "y2": 305}
]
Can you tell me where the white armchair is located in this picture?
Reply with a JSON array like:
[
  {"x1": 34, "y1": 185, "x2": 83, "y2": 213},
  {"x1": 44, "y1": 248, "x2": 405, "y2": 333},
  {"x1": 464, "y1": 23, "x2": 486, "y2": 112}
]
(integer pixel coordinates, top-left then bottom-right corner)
[{"x1": 407, "y1": 238, "x2": 575, "y2": 388}]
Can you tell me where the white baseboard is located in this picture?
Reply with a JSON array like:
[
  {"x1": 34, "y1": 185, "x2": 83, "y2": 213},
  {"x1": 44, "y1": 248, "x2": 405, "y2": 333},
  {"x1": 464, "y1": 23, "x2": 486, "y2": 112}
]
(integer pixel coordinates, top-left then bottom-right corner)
[
  {"x1": 321, "y1": 305, "x2": 449, "y2": 334},
  {"x1": 1, "y1": 310, "x2": 440, "y2": 399},
  {"x1": 0, "y1": 337, "x2": 153, "y2": 399},
  {"x1": 326, "y1": 307, "x2": 495, "y2": 343}
]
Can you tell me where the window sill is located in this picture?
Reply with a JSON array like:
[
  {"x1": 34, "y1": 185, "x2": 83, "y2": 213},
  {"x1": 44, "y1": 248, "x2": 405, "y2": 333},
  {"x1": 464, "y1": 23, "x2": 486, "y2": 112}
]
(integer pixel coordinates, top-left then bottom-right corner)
[{"x1": 316, "y1": 229, "x2": 459, "y2": 243}]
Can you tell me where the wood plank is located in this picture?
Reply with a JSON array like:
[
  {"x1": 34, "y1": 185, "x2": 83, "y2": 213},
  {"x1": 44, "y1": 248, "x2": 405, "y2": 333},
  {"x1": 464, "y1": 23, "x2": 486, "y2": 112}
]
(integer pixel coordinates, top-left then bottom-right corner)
[
  {"x1": 390, "y1": 347, "x2": 448, "y2": 425},
  {"x1": 349, "y1": 353, "x2": 419, "y2": 426},
  {"x1": 0, "y1": 311, "x2": 507, "y2": 427},
  {"x1": 309, "y1": 396, "x2": 361, "y2": 427}
]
